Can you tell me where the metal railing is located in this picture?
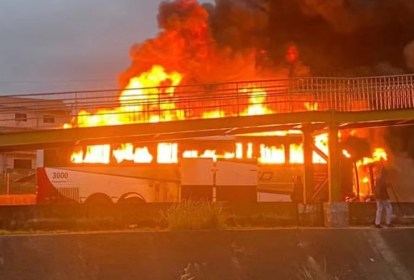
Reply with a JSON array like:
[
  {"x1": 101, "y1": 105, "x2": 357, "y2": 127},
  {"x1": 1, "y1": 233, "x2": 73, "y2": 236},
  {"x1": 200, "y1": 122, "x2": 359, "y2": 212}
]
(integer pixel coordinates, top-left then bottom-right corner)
[{"x1": 1, "y1": 74, "x2": 414, "y2": 130}]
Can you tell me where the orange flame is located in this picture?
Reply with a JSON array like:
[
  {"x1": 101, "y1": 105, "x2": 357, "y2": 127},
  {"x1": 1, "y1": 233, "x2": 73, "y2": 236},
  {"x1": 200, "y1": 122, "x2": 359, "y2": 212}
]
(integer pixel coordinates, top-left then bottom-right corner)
[
  {"x1": 342, "y1": 149, "x2": 351, "y2": 158},
  {"x1": 66, "y1": 63, "x2": 379, "y2": 169},
  {"x1": 113, "y1": 143, "x2": 153, "y2": 163},
  {"x1": 241, "y1": 87, "x2": 273, "y2": 116},
  {"x1": 304, "y1": 102, "x2": 318, "y2": 111},
  {"x1": 202, "y1": 110, "x2": 225, "y2": 119},
  {"x1": 76, "y1": 145, "x2": 111, "y2": 164},
  {"x1": 157, "y1": 143, "x2": 178, "y2": 164},
  {"x1": 357, "y1": 148, "x2": 387, "y2": 166},
  {"x1": 290, "y1": 144, "x2": 304, "y2": 164},
  {"x1": 65, "y1": 65, "x2": 183, "y2": 130},
  {"x1": 352, "y1": 147, "x2": 389, "y2": 198},
  {"x1": 259, "y1": 144, "x2": 285, "y2": 164}
]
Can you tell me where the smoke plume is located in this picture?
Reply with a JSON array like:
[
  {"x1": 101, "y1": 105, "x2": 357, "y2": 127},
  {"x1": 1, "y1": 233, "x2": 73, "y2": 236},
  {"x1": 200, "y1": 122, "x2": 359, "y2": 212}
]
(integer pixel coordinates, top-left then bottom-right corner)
[
  {"x1": 120, "y1": 0, "x2": 414, "y2": 160},
  {"x1": 119, "y1": 0, "x2": 313, "y2": 86},
  {"x1": 121, "y1": 0, "x2": 414, "y2": 85}
]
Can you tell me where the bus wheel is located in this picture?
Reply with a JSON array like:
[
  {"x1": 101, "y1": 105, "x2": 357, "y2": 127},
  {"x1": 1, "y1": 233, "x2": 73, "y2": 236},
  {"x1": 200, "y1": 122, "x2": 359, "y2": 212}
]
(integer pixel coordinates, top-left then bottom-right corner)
[
  {"x1": 118, "y1": 193, "x2": 145, "y2": 204},
  {"x1": 84, "y1": 193, "x2": 113, "y2": 205}
]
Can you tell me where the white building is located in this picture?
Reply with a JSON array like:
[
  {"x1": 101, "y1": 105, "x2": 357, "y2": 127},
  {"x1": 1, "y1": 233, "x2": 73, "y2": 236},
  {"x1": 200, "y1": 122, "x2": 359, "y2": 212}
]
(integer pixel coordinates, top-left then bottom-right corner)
[{"x1": 0, "y1": 96, "x2": 71, "y2": 193}]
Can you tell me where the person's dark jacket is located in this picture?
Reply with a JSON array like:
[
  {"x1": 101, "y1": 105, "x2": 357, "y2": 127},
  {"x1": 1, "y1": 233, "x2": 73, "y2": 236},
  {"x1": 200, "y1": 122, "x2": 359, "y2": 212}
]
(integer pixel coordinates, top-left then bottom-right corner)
[{"x1": 374, "y1": 176, "x2": 390, "y2": 200}]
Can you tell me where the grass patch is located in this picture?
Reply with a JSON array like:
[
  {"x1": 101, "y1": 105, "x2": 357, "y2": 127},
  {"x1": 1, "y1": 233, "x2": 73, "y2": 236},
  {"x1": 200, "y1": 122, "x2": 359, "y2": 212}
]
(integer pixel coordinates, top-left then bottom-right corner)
[{"x1": 163, "y1": 201, "x2": 228, "y2": 231}]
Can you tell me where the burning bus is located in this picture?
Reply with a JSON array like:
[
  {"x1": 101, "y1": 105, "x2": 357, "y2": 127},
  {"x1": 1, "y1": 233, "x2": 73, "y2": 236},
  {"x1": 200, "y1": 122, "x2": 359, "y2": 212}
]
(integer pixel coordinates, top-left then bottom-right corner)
[
  {"x1": 30, "y1": 0, "x2": 391, "y2": 205},
  {"x1": 36, "y1": 133, "x2": 362, "y2": 205},
  {"x1": 34, "y1": 65, "x2": 389, "y2": 205}
]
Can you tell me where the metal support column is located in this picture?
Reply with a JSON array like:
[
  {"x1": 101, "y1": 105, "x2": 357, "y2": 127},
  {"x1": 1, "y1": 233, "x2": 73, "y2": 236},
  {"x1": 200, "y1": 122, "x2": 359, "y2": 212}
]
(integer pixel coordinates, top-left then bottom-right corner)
[
  {"x1": 284, "y1": 142, "x2": 290, "y2": 164},
  {"x1": 328, "y1": 124, "x2": 341, "y2": 202},
  {"x1": 302, "y1": 127, "x2": 314, "y2": 204}
]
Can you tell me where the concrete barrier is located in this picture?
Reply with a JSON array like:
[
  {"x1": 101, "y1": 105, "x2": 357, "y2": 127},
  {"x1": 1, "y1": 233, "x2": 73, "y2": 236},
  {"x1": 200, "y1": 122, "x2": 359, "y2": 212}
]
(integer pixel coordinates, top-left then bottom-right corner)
[
  {"x1": 324, "y1": 202, "x2": 349, "y2": 227},
  {"x1": 0, "y1": 228, "x2": 413, "y2": 280}
]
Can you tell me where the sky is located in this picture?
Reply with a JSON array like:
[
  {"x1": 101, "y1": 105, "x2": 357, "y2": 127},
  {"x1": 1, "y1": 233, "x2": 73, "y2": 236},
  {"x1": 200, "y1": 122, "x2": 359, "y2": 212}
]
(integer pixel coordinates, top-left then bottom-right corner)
[{"x1": 0, "y1": 0, "x2": 211, "y2": 95}]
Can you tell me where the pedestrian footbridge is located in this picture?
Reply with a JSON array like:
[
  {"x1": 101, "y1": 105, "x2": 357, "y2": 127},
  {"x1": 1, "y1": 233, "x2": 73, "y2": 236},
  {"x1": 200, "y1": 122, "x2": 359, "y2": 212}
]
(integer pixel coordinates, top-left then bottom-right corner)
[
  {"x1": 1, "y1": 74, "x2": 414, "y2": 204},
  {"x1": 0, "y1": 74, "x2": 413, "y2": 151}
]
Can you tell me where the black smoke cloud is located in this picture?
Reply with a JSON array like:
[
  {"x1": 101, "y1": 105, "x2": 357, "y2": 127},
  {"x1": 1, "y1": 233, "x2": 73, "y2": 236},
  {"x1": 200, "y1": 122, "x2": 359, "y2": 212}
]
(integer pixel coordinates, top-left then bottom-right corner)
[
  {"x1": 123, "y1": 0, "x2": 414, "y2": 82},
  {"x1": 121, "y1": 0, "x2": 414, "y2": 157},
  {"x1": 204, "y1": 0, "x2": 270, "y2": 51},
  {"x1": 121, "y1": 0, "x2": 312, "y2": 87},
  {"x1": 203, "y1": 0, "x2": 414, "y2": 159},
  {"x1": 120, "y1": 0, "x2": 268, "y2": 86},
  {"x1": 205, "y1": 0, "x2": 414, "y2": 75}
]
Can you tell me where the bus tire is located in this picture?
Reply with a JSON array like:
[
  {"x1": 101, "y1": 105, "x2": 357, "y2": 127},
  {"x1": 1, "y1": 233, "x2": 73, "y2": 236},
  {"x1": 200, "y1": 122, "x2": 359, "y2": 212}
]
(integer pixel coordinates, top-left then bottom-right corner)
[
  {"x1": 118, "y1": 192, "x2": 145, "y2": 204},
  {"x1": 84, "y1": 193, "x2": 113, "y2": 205}
]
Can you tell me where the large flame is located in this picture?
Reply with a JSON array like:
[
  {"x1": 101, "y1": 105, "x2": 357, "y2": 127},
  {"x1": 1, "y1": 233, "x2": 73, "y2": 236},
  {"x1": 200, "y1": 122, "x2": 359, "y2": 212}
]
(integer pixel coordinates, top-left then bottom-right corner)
[
  {"x1": 65, "y1": 65, "x2": 184, "y2": 129},
  {"x1": 62, "y1": 0, "x2": 315, "y2": 165},
  {"x1": 241, "y1": 87, "x2": 273, "y2": 116},
  {"x1": 58, "y1": 0, "x2": 394, "y2": 205},
  {"x1": 352, "y1": 147, "x2": 388, "y2": 199},
  {"x1": 112, "y1": 143, "x2": 153, "y2": 163},
  {"x1": 357, "y1": 148, "x2": 387, "y2": 166},
  {"x1": 66, "y1": 65, "x2": 295, "y2": 164},
  {"x1": 65, "y1": 65, "x2": 365, "y2": 167}
]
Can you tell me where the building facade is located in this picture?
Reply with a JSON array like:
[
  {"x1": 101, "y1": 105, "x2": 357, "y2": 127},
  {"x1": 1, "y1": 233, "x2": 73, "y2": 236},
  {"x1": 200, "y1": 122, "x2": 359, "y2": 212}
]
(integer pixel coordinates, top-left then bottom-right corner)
[{"x1": 0, "y1": 96, "x2": 71, "y2": 194}]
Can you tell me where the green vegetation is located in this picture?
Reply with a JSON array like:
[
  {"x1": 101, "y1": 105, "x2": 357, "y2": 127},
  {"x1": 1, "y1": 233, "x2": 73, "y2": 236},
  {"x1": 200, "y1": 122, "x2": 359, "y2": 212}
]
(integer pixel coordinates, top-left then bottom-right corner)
[
  {"x1": 0, "y1": 202, "x2": 324, "y2": 232},
  {"x1": 163, "y1": 200, "x2": 227, "y2": 231}
]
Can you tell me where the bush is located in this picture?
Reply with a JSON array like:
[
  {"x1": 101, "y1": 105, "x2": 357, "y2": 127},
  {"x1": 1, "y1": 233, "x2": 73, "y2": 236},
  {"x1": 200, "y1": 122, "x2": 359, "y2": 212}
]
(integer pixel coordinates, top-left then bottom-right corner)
[{"x1": 163, "y1": 201, "x2": 227, "y2": 231}]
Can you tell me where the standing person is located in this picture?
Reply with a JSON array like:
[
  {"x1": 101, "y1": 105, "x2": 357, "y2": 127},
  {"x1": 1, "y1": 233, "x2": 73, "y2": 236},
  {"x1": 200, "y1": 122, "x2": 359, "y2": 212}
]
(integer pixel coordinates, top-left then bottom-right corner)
[
  {"x1": 374, "y1": 168, "x2": 393, "y2": 228},
  {"x1": 291, "y1": 175, "x2": 304, "y2": 203}
]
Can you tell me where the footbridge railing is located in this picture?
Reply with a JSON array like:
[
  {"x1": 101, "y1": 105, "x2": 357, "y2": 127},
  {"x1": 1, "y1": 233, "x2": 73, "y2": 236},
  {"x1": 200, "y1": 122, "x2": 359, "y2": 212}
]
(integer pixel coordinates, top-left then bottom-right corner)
[{"x1": 0, "y1": 74, "x2": 413, "y2": 130}]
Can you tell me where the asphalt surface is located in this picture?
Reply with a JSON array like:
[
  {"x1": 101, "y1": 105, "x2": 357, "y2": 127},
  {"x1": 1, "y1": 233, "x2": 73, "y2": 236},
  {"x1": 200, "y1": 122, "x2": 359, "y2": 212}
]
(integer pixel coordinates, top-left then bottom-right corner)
[{"x1": 0, "y1": 227, "x2": 413, "y2": 280}]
